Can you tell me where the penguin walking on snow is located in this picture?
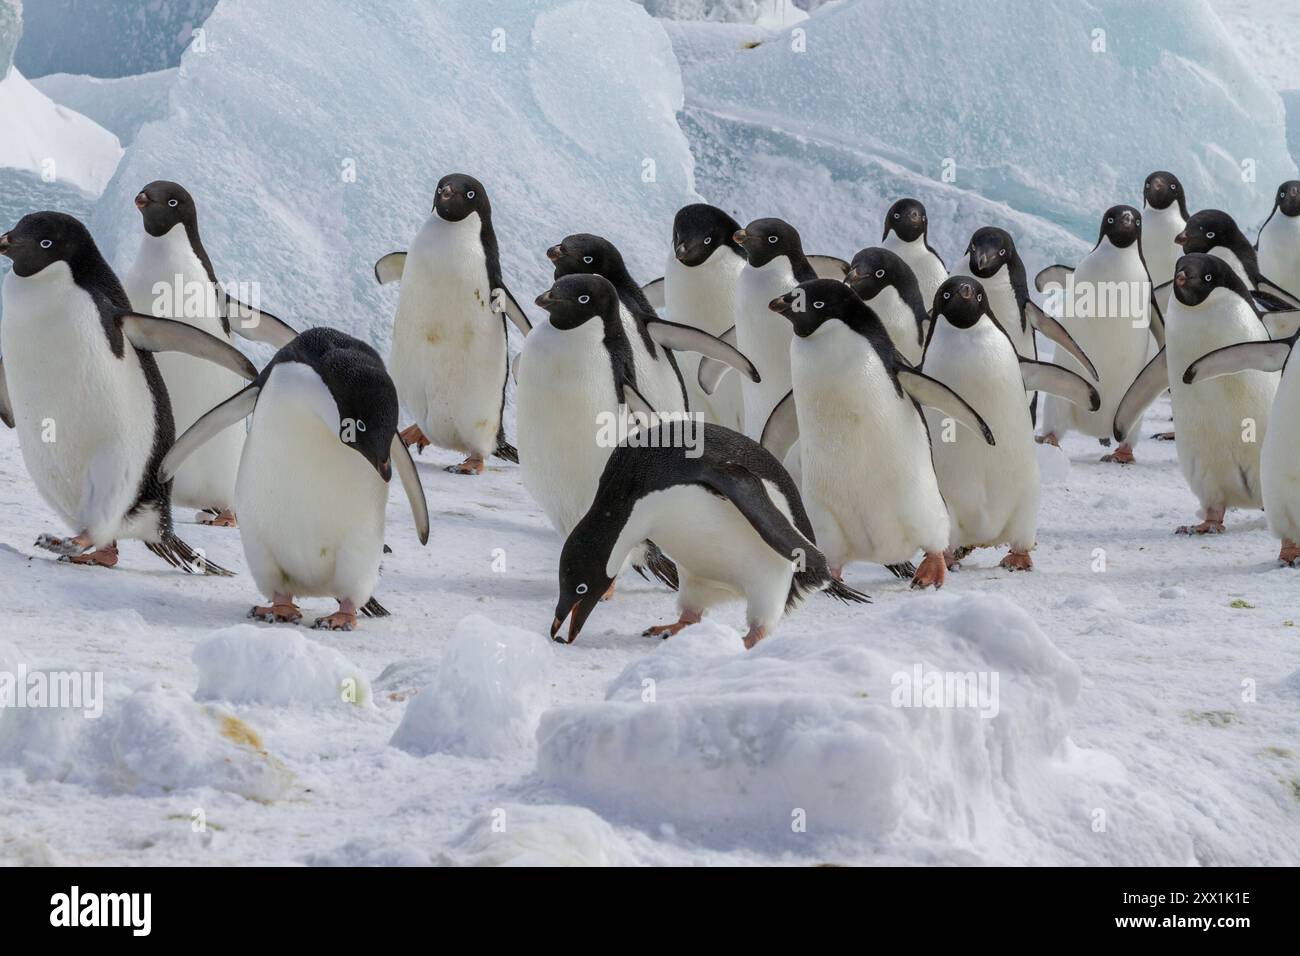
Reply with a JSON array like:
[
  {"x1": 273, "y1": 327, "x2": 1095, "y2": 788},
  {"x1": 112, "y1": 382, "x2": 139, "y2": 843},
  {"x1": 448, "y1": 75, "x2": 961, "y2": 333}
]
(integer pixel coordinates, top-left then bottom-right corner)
[
  {"x1": 1256, "y1": 181, "x2": 1300, "y2": 306},
  {"x1": 374, "y1": 174, "x2": 532, "y2": 475},
  {"x1": 1172, "y1": 209, "x2": 1300, "y2": 312},
  {"x1": 1114, "y1": 254, "x2": 1280, "y2": 535},
  {"x1": 160, "y1": 328, "x2": 430, "y2": 629},
  {"x1": 123, "y1": 181, "x2": 298, "y2": 527},
  {"x1": 845, "y1": 247, "x2": 929, "y2": 365},
  {"x1": 924, "y1": 276, "x2": 1100, "y2": 571},
  {"x1": 0, "y1": 212, "x2": 256, "y2": 573},
  {"x1": 551, "y1": 422, "x2": 868, "y2": 650},
  {"x1": 761, "y1": 280, "x2": 995, "y2": 591},
  {"x1": 881, "y1": 198, "x2": 947, "y2": 309}
]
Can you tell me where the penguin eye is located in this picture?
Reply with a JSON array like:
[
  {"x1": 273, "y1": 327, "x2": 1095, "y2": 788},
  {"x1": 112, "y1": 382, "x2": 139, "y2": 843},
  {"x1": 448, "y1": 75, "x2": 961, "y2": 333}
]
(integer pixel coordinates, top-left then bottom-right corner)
[
  {"x1": 893, "y1": 212, "x2": 900, "y2": 219},
  {"x1": 999, "y1": 249, "x2": 1006, "y2": 256},
  {"x1": 943, "y1": 292, "x2": 951, "y2": 300},
  {"x1": 39, "y1": 239, "x2": 52, "y2": 249},
  {"x1": 1106, "y1": 217, "x2": 1113, "y2": 224},
  {"x1": 813, "y1": 301, "x2": 824, "y2": 309},
  {"x1": 1204, "y1": 274, "x2": 1212, "y2": 282},
  {"x1": 1135, "y1": 217, "x2": 1141, "y2": 225},
  {"x1": 575, "y1": 583, "x2": 589, "y2": 595},
  {"x1": 578, "y1": 294, "x2": 590, "y2": 304},
  {"x1": 168, "y1": 199, "x2": 179, "y2": 208},
  {"x1": 582, "y1": 256, "x2": 593, "y2": 264},
  {"x1": 1206, "y1": 231, "x2": 1215, "y2": 239},
  {"x1": 703, "y1": 237, "x2": 711, "y2": 245},
  {"x1": 466, "y1": 190, "x2": 476, "y2": 199},
  {"x1": 875, "y1": 269, "x2": 885, "y2": 278},
  {"x1": 977, "y1": 294, "x2": 983, "y2": 302},
  {"x1": 1170, "y1": 184, "x2": 1177, "y2": 191},
  {"x1": 767, "y1": 235, "x2": 778, "y2": 244}
]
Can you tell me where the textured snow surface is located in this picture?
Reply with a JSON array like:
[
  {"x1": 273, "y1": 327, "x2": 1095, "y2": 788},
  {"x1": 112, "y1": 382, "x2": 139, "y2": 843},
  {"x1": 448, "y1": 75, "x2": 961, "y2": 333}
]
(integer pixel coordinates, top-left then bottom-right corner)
[{"x1": 193, "y1": 625, "x2": 373, "y2": 709}]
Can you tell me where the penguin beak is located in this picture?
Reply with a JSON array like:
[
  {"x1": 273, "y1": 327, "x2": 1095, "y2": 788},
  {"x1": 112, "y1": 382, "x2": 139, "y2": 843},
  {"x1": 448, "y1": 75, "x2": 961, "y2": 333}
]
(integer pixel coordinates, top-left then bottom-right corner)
[
  {"x1": 958, "y1": 282, "x2": 975, "y2": 301},
  {"x1": 1175, "y1": 270, "x2": 1187, "y2": 288},
  {"x1": 733, "y1": 229, "x2": 748, "y2": 245},
  {"x1": 768, "y1": 294, "x2": 791, "y2": 315},
  {"x1": 551, "y1": 596, "x2": 598, "y2": 644},
  {"x1": 376, "y1": 458, "x2": 392, "y2": 482},
  {"x1": 675, "y1": 242, "x2": 689, "y2": 261},
  {"x1": 1120, "y1": 209, "x2": 1134, "y2": 226},
  {"x1": 134, "y1": 192, "x2": 150, "y2": 211},
  {"x1": 545, "y1": 244, "x2": 563, "y2": 262},
  {"x1": 1175, "y1": 231, "x2": 1186, "y2": 246},
  {"x1": 845, "y1": 267, "x2": 861, "y2": 281},
  {"x1": 535, "y1": 290, "x2": 556, "y2": 309},
  {"x1": 0, "y1": 233, "x2": 10, "y2": 257}
]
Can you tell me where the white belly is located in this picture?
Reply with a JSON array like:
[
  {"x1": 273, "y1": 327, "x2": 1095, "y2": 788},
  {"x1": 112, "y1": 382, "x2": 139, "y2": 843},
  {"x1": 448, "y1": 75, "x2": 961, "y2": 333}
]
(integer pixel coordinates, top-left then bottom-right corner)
[
  {"x1": 664, "y1": 251, "x2": 744, "y2": 430},
  {"x1": 861, "y1": 285, "x2": 924, "y2": 365},
  {"x1": 984, "y1": 269, "x2": 1034, "y2": 358},
  {"x1": 883, "y1": 234, "x2": 947, "y2": 307},
  {"x1": 735, "y1": 259, "x2": 798, "y2": 438},
  {"x1": 1262, "y1": 360, "x2": 1300, "y2": 542},
  {"x1": 1257, "y1": 213, "x2": 1300, "y2": 299},
  {"x1": 1140, "y1": 205, "x2": 1184, "y2": 288}
]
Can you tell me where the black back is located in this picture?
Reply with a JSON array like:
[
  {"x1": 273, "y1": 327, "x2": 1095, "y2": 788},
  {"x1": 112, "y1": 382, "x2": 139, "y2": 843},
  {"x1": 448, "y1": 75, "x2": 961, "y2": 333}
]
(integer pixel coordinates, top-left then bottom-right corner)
[
  {"x1": 547, "y1": 233, "x2": 659, "y2": 354},
  {"x1": 1179, "y1": 209, "x2": 1261, "y2": 284}
]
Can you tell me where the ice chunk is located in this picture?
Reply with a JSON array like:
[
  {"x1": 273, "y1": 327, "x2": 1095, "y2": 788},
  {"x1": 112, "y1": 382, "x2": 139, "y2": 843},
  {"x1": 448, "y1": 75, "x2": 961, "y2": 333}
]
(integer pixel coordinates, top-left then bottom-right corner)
[
  {"x1": 32, "y1": 69, "x2": 179, "y2": 145},
  {"x1": 192, "y1": 624, "x2": 372, "y2": 708},
  {"x1": 638, "y1": 1, "x2": 807, "y2": 27},
  {"x1": 390, "y1": 615, "x2": 552, "y2": 758},
  {"x1": 0, "y1": 0, "x2": 19, "y2": 78},
  {"x1": 444, "y1": 803, "x2": 640, "y2": 866}
]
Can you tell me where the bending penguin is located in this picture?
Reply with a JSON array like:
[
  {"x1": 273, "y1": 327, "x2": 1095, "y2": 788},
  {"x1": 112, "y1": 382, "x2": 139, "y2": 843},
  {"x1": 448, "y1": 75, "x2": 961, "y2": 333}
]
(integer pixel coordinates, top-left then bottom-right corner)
[
  {"x1": 123, "y1": 180, "x2": 298, "y2": 527},
  {"x1": 0, "y1": 212, "x2": 256, "y2": 573},
  {"x1": 1256, "y1": 181, "x2": 1300, "y2": 303},
  {"x1": 762, "y1": 279, "x2": 995, "y2": 590},
  {"x1": 1172, "y1": 209, "x2": 1300, "y2": 312},
  {"x1": 1033, "y1": 205, "x2": 1157, "y2": 463},
  {"x1": 845, "y1": 247, "x2": 929, "y2": 365},
  {"x1": 1114, "y1": 254, "x2": 1280, "y2": 535},
  {"x1": 923, "y1": 275, "x2": 1100, "y2": 571},
  {"x1": 881, "y1": 198, "x2": 947, "y2": 308},
  {"x1": 160, "y1": 328, "x2": 430, "y2": 629},
  {"x1": 551, "y1": 422, "x2": 868, "y2": 650},
  {"x1": 374, "y1": 173, "x2": 532, "y2": 474}
]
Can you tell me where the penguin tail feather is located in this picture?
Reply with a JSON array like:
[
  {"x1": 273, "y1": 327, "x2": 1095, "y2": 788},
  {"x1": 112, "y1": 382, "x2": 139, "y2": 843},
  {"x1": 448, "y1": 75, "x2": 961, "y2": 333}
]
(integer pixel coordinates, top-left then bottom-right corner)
[
  {"x1": 824, "y1": 578, "x2": 871, "y2": 605},
  {"x1": 885, "y1": 562, "x2": 916, "y2": 579},
  {"x1": 146, "y1": 534, "x2": 235, "y2": 577},
  {"x1": 493, "y1": 436, "x2": 519, "y2": 463},
  {"x1": 360, "y1": 596, "x2": 390, "y2": 618},
  {"x1": 632, "y1": 541, "x2": 679, "y2": 591}
]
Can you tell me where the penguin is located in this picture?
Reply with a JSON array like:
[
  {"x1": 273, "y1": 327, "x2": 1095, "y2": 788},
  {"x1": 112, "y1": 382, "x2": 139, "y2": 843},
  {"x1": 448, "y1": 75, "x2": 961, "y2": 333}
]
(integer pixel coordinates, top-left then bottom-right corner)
[
  {"x1": 1256, "y1": 181, "x2": 1300, "y2": 304},
  {"x1": 1140, "y1": 170, "x2": 1188, "y2": 293},
  {"x1": 550, "y1": 421, "x2": 869, "y2": 650},
  {"x1": 0, "y1": 212, "x2": 256, "y2": 573},
  {"x1": 1182, "y1": 329, "x2": 1300, "y2": 566},
  {"x1": 732, "y1": 218, "x2": 848, "y2": 439},
  {"x1": 1032, "y1": 205, "x2": 1160, "y2": 463},
  {"x1": 1173, "y1": 209, "x2": 1300, "y2": 311},
  {"x1": 641, "y1": 203, "x2": 749, "y2": 430},
  {"x1": 373, "y1": 173, "x2": 532, "y2": 474},
  {"x1": 844, "y1": 247, "x2": 929, "y2": 365},
  {"x1": 123, "y1": 180, "x2": 298, "y2": 527},
  {"x1": 881, "y1": 198, "x2": 947, "y2": 308},
  {"x1": 923, "y1": 275, "x2": 1100, "y2": 571},
  {"x1": 160, "y1": 327, "x2": 430, "y2": 629},
  {"x1": 1114, "y1": 254, "x2": 1280, "y2": 535},
  {"x1": 762, "y1": 279, "x2": 995, "y2": 590}
]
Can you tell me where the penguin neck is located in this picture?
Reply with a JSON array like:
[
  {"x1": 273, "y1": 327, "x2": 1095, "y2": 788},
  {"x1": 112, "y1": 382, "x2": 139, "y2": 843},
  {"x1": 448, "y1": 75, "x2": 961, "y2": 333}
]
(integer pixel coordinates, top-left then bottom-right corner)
[{"x1": 1144, "y1": 202, "x2": 1186, "y2": 233}]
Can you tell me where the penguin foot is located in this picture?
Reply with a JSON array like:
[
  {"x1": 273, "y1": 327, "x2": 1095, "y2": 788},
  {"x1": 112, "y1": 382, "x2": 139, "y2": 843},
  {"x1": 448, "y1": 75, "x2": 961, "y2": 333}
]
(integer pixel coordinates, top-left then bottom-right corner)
[
  {"x1": 1280, "y1": 540, "x2": 1300, "y2": 567},
  {"x1": 910, "y1": 552, "x2": 947, "y2": 590},
  {"x1": 641, "y1": 609, "x2": 701, "y2": 639},
  {"x1": 62, "y1": 544, "x2": 120, "y2": 568},
  {"x1": 1100, "y1": 442, "x2": 1135, "y2": 464},
  {"x1": 1176, "y1": 509, "x2": 1225, "y2": 535},
  {"x1": 199, "y1": 508, "x2": 238, "y2": 528},
  {"x1": 1152, "y1": 431, "x2": 1175, "y2": 441},
  {"x1": 312, "y1": 611, "x2": 356, "y2": 631},
  {"x1": 743, "y1": 626, "x2": 768, "y2": 650},
  {"x1": 445, "y1": 456, "x2": 485, "y2": 475},
  {"x1": 829, "y1": 566, "x2": 844, "y2": 582},
  {"x1": 999, "y1": 550, "x2": 1033, "y2": 571},
  {"x1": 249, "y1": 598, "x2": 302, "y2": 624},
  {"x1": 943, "y1": 549, "x2": 961, "y2": 571},
  {"x1": 1034, "y1": 432, "x2": 1059, "y2": 447},
  {"x1": 399, "y1": 425, "x2": 430, "y2": 452},
  {"x1": 35, "y1": 532, "x2": 93, "y2": 557}
]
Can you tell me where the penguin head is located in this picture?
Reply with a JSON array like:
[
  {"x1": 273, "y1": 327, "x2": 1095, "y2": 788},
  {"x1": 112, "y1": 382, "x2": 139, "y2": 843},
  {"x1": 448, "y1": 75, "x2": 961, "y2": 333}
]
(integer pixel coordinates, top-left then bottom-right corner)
[
  {"x1": 0, "y1": 211, "x2": 98, "y2": 279},
  {"x1": 770, "y1": 278, "x2": 866, "y2": 338},
  {"x1": 932, "y1": 276, "x2": 989, "y2": 330},
  {"x1": 135, "y1": 181, "x2": 197, "y2": 238},
  {"x1": 1172, "y1": 253, "x2": 1248, "y2": 308},
  {"x1": 534, "y1": 273, "x2": 620, "y2": 330},
  {"x1": 432, "y1": 173, "x2": 489, "y2": 222},
  {"x1": 1274, "y1": 181, "x2": 1300, "y2": 218},
  {"x1": 546, "y1": 233, "x2": 624, "y2": 280},
  {"x1": 733, "y1": 218, "x2": 804, "y2": 268},
  {"x1": 883, "y1": 198, "x2": 928, "y2": 243},
  {"x1": 1143, "y1": 171, "x2": 1185, "y2": 214},
  {"x1": 320, "y1": 353, "x2": 400, "y2": 481},
  {"x1": 966, "y1": 227, "x2": 1015, "y2": 278},
  {"x1": 552, "y1": 539, "x2": 613, "y2": 645},
  {"x1": 1097, "y1": 205, "x2": 1142, "y2": 249},
  {"x1": 672, "y1": 203, "x2": 743, "y2": 266},
  {"x1": 1175, "y1": 209, "x2": 1240, "y2": 255},
  {"x1": 846, "y1": 246, "x2": 909, "y2": 300}
]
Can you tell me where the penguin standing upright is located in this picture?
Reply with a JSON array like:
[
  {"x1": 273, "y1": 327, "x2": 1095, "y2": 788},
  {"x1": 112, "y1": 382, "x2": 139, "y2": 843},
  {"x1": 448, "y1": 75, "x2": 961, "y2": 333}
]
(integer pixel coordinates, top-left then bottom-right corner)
[
  {"x1": 161, "y1": 328, "x2": 430, "y2": 629},
  {"x1": 123, "y1": 181, "x2": 297, "y2": 527},
  {"x1": 0, "y1": 212, "x2": 256, "y2": 573},
  {"x1": 1174, "y1": 209, "x2": 1300, "y2": 311},
  {"x1": 762, "y1": 280, "x2": 995, "y2": 590},
  {"x1": 1256, "y1": 181, "x2": 1300, "y2": 302},
  {"x1": 845, "y1": 247, "x2": 929, "y2": 365},
  {"x1": 1141, "y1": 170, "x2": 1188, "y2": 295},
  {"x1": 881, "y1": 198, "x2": 947, "y2": 309},
  {"x1": 551, "y1": 422, "x2": 868, "y2": 650},
  {"x1": 374, "y1": 174, "x2": 532, "y2": 475},
  {"x1": 923, "y1": 276, "x2": 1099, "y2": 571},
  {"x1": 1114, "y1": 254, "x2": 1280, "y2": 535}
]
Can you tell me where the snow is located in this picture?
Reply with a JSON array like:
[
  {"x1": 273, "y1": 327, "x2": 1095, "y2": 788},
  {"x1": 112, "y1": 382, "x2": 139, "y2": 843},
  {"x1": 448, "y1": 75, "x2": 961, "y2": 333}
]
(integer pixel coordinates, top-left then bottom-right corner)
[{"x1": 193, "y1": 625, "x2": 373, "y2": 709}]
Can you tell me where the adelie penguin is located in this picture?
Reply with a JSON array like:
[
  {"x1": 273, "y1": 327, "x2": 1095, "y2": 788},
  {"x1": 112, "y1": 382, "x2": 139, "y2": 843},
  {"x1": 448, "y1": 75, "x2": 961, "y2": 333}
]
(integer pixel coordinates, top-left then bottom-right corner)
[
  {"x1": 845, "y1": 247, "x2": 929, "y2": 366},
  {"x1": 762, "y1": 280, "x2": 995, "y2": 591},
  {"x1": 732, "y1": 218, "x2": 848, "y2": 439},
  {"x1": 1033, "y1": 205, "x2": 1158, "y2": 463},
  {"x1": 160, "y1": 328, "x2": 430, "y2": 629},
  {"x1": 924, "y1": 276, "x2": 1100, "y2": 571},
  {"x1": 374, "y1": 173, "x2": 532, "y2": 474},
  {"x1": 881, "y1": 198, "x2": 948, "y2": 310},
  {"x1": 1114, "y1": 254, "x2": 1280, "y2": 536},
  {"x1": 123, "y1": 180, "x2": 298, "y2": 527},
  {"x1": 1140, "y1": 170, "x2": 1188, "y2": 301},
  {"x1": 1255, "y1": 181, "x2": 1300, "y2": 304},
  {"x1": 0, "y1": 212, "x2": 256, "y2": 573},
  {"x1": 551, "y1": 422, "x2": 868, "y2": 650},
  {"x1": 1171, "y1": 209, "x2": 1300, "y2": 312}
]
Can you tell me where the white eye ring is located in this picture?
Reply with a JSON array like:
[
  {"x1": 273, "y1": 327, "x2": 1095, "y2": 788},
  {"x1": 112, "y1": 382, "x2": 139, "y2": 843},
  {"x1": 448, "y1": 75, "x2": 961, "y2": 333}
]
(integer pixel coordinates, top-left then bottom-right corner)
[
  {"x1": 1204, "y1": 274, "x2": 1212, "y2": 282},
  {"x1": 168, "y1": 199, "x2": 179, "y2": 208},
  {"x1": 813, "y1": 301, "x2": 824, "y2": 309},
  {"x1": 1170, "y1": 184, "x2": 1177, "y2": 191},
  {"x1": 466, "y1": 190, "x2": 475, "y2": 199},
  {"x1": 999, "y1": 249, "x2": 1006, "y2": 256},
  {"x1": 39, "y1": 239, "x2": 52, "y2": 249},
  {"x1": 575, "y1": 583, "x2": 589, "y2": 595},
  {"x1": 356, "y1": 420, "x2": 366, "y2": 432},
  {"x1": 977, "y1": 293, "x2": 983, "y2": 301},
  {"x1": 582, "y1": 256, "x2": 593, "y2": 264},
  {"x1": 943, "y1": 292, "x2": 951, "y2": 299},
  {"x1": 578, "y1": 294, "x2": 590, "y2": 304},
  {"x1": 703, "y1": 237, "x2": 711, "y2": 245},
  {"x1": 767, "y1": 235, "x2": 778, "y2": 243},
  {"x1": 875, "y1": 269, "x2": 885, "y2": 278},
  {"x1": 1107, "y1": 217, "x2": 1113, "y2": 224},
  {"x1": 893, "y1": 212, "x2": 900, "y2": 219}
]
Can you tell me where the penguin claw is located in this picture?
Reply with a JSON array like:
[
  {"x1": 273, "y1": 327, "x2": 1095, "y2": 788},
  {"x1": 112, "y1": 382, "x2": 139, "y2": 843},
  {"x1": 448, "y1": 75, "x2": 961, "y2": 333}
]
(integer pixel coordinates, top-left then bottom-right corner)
[
  {"x1": 312, "y1": 611, "x2": 357, "y2": 631},
  {"x1": 1152, "y1": 431, "x2": 1175, "y2": 441},
  {"x1": 444, "y1": 456, "x2": 485, "y2": 475},
  {"x1": 1279, "y1": 542, "x2": 1300, "y2": 566},
  {"x1": 999, "y1": 550, "x2": 1034, "y2": 571},
  {"x1": 1175, "y1": 521, "x2": 1224, "y2": 535},
  {"x1": 198, "y1": 509, "x2": 238, "y2": 528},
  {"x1": 35, "y1": 532, "x2": 92, "y2": 556},
  {"x1": 398, "y1": 424, "x2": 430, "y2": 452},
  {"x1": 248, "y1": 603, "x2": 302, "y2": 624},
  {"x1": 60, "y1": 546, "x2": 119, "y2": 569}
]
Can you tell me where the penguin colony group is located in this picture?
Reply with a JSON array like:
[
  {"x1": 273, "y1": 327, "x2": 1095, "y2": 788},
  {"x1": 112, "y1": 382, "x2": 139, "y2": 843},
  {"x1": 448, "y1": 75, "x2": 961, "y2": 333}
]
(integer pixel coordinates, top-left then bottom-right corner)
[{"x1": 2, "y1": 169, "x2": 1300, "y2": 646}]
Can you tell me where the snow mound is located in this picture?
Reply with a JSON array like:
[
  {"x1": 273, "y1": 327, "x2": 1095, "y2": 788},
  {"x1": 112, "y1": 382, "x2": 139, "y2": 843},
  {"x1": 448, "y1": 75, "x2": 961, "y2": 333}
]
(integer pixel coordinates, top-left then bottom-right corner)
[
  {"x1": 639, "y1": 1, "x2": 807, "y2": 27},
  {"x1": 445, "y1": 803, "x2": 640, "y2": 866},
  {"x1": 538, "y1": 593, "x2": 1193, "y2": 864},
  {"x1": 32, "y1": 69, "x2": 178, "y2": 145},
  {"x1": 391, "y1": 615, "x2": 552, "y2": 758},
  {"x1": 92, "y1": 0, "x2": 699, "y2": 350},
  {"x1": 193, "y1": 625, "x2": 372, "y2": 708}
]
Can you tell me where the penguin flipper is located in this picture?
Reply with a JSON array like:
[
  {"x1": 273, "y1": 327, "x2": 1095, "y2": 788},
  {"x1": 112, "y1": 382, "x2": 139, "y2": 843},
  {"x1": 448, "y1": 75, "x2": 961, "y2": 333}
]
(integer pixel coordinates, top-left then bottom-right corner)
[
  {"x1": 646, "y1": 318, "x2": 759, "y2": 383},
  {"x1": 619, "y1": 379, "x2": 657, "y2": 421},
  {"x1": 696, "y1": 460, "x2": 821, "y2": 572},
  {"x1": 117, "y1": 312, "x2": 257, "y2": 381},
  {"x1": 1018, "y1": 359, "x2": 1101, "y2": 412},
  {"x1": 1034, "y1": 263, "x2": 1074, "y2": 294},
  {"x1": 760, "y1": 389, "x2": 799, "y2": 461},
  {"x1": 697, "y1": 325, "x2": 740, "y2": 395},
  {"x1": 896, "y1": 368, "x2": 996, "y2": 445},
  {"x1": 1025, "y1": 300, "x2": 1098, "y2": 381},
  {"x1": 390, "y1": 433, "x2": 430, "y2": 545},
  {"x1": 492, "y1": 285, "x2": 533, "y2": 336},
  {"x1": 0, "y1": 358, "x2": 14, "y2": 429},
  {"x1": 1262, "y1": 310, "x2": 1300, "y2": 340},
  {"x1": 1255, "y1": 276, "x2": 1300, "y2": 311},
  {"x1": 226, "y1": 298, "x2": 298, "y2": 348},
  {"x1": 374, "y1": 251, "x2": 406, "y2": 285},
  {"x1": 1113, "y1": 347, "x2": 1168, "y2": 443},
  {"x1": 1148, "y1": 288, "x2": 1166, "y2": 349},
  {"x1": 808, "y1": 255, "x2": 850, "y2": 279},
  {"x1": 146, "y1": 533, "x2": 235, "y2": 576},
  {"x1": 1183, "y1": 339, "x2": 1292, "y2": 384},
  {"x1": 161, "y1": 385, "x2": 260, "y2": 481},
  {"x1": 641, "y1": 277, "x2": 665, "y2": 311},
  {"x1": 510, "y1": 350, "x2": 522, "y2": 384}
]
